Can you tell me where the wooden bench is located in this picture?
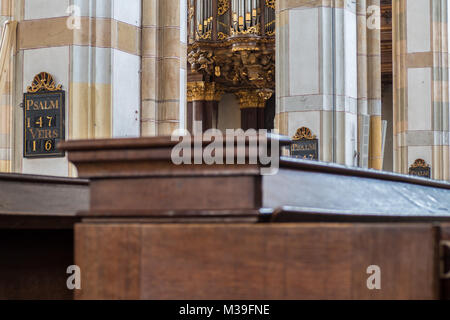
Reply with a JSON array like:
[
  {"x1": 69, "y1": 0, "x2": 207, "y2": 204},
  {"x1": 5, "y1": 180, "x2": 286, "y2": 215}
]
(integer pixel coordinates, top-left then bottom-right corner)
[
  {"x1": 0, "y1": 173, "x2": 88, "y2": 299},
  {"x1": 57, "y1": 136, "x2": 450, "y2": 300}
]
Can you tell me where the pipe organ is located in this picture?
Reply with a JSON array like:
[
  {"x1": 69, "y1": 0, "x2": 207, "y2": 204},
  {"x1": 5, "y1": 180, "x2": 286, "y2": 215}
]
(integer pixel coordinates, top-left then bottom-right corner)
[{"x1": 187, "y1": 0, "x2": 276, "y2": 131}]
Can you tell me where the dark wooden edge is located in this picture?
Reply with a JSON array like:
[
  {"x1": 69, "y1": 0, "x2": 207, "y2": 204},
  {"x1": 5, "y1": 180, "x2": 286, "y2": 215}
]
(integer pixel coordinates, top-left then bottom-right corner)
[
  {"x1": 0, "y1": 214, "x2": 81, "y2": 230},
  {"x1": 58, "y1": 137, "x2": 450, "y2": 191},
  {"x1": 81, "y1": 217, "x2": 259, "y2": 224},
  {"x1": 265, "y1": 206, "x2": 450, "y2": 223},
  {"x1": 58, "y1": 134, "x2": 292, "y2": 152},
  {"x1": 434, "y1": 226, "x2": 445, "y2": 300},
  {"x1": 65, "y1": 147, "x2": 277, "y2": 166},
  {"x1": 59, "y1": 137, "x2": 182, "y2": 151},
  {"x1": 0, "y1": 173, "x2": 89, "y2": 185},
  {"x1": 440, "y1": 225, "x2": 450, "y2": 300},
  {"x1": 280, "y1": 157, "x2": 450, "y2": 190},
  {"x1": 76, "y1": 209, "x2": 260, "y2": 218},
  {"x1": 0, "y1": 211, "x2": 78, "y2": 217}
]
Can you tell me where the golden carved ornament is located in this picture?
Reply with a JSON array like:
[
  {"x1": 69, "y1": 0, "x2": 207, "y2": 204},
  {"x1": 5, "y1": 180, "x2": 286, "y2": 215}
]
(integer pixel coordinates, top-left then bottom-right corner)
[
  {"x1": 215, "y1": 66, "x2": 221, "y2": 77},
  {"x1": 27, "y1": 72, "x2": 62, "y2": 93},
  {"x1": 187, "y1": 82, "x2": 224, "y2": 102},
  {"x1": 189, "y1": 36, "x2": 274, "y2": 50},
  {"x1": 410, "y1": 159, "x2": 430, "y2": 169},
  {"x1": 293, "y1": 127, "x2": 316, "y2": 140},
  {"x1": 197, "y1": 29, "x2": 212, "y2": 40},
  {"x1": 235, "y1": 89, "x2": 273, "y2": 108},
  {"x1": 265, "y1": 20, "x2": 275, "y2": 36},
  {"x1": 187, "y1": 81, "x2": 206, "y2": 102},
  {"x1": 188, "y1": 44, "x2": 275, "y2": 90},
  {"x1": 217, "y1": 32, "x2": 228, "y2": 41},
  {"x1": 231, "y1": 46, "x2": 261, "y2": 52},
  {"x1": 205, "y1": 82, "x2": 225, "y2": 101},
  {"x1": 187, "y1": 49, "x2": 215, "y2": 75},
  {"x1": 266, "y1": 0, "x2": 275, "y2": 10},
  {"x1": 231, "y1": 24, "x2": 260, "y2": 36},
  {"x1": 218, "y1": 0, "x2": 229, "y2": 15}
]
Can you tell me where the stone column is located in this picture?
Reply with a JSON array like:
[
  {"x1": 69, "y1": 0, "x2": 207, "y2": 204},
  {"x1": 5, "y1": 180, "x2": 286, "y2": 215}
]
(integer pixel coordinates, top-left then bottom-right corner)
[
  {"x1": 236, "y1": 90, "x2": 272, "y2": 130},
  {"x1": 141, "y1": 0, "x2": 182, "y2": 136},
  {"x1": 393, "y1": 0, "x2": 449, "y2": 180},
  {"x1": 186, "y1": 81, "x2": 205, "y2": 134},
  {"x1": 68, "y1": 1, "x2": 141, "y2": 175},
  {"x1": 367, "y1": 0, "x2": 382, "y2": 170},
  {"x1": 357, "y1": 0, "x2": 382, "y2": 169},
  {"x1": 204, "y1": 82, "x2": 224, "y2": 131},
  {"x1": 276, "y1": 0, "x2": 359, "y2": 166},
  {"x1": 70, "y1": 1, "x2": 142, "y2": 142},
  {"x1": 187, "y1": 81, "x2": 223, "y2": 133},
  {"x1": 12, "y1": 0, "x2": 142, "y2": 176},
  {"x1": 0, "y1": 0, "x2": 16, "y2": 173}
]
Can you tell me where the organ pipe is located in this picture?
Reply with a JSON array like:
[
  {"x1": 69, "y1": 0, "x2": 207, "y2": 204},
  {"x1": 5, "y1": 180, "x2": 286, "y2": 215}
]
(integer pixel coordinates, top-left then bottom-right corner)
[{"x1": 189, "y1": 0, "x2": 275, "y2": 41}]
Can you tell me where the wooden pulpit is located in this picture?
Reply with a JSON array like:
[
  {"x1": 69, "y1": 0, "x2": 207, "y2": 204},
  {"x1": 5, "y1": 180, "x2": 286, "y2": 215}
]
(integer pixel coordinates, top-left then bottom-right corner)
[{"x1": 57, "y1": 136, "x2": 450, "y2": 300}]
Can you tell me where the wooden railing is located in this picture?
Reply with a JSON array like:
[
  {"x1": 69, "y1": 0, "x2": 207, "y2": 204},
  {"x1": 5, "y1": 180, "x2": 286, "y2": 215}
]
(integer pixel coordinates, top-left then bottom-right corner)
[
  {"x1": 0, "y1": 173, "x2": 88, "y2": 299},
  {"x1": 2, "y1": 135, "x2": 450, "y2": 299},
  {"x1": 58, "y1": 136, "x2": 450, "y2": 299}
]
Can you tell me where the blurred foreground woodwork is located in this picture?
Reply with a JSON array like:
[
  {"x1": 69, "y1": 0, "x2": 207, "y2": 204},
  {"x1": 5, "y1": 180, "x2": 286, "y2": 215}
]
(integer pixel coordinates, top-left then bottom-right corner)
[{"x1": 1, "y1": 135, "x2": 450, "y2": 299}]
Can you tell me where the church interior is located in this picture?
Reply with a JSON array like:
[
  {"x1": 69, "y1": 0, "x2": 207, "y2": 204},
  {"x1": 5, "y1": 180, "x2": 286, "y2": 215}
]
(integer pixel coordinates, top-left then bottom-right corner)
[{"x1": 0, "y1": 0, "x2": 450, "y2": 301}]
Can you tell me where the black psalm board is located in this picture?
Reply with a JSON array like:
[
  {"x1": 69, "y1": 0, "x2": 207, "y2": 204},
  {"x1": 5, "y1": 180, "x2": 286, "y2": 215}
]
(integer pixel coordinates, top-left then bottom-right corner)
[
  {"x1": 290, "y1": 139, "x2": 319, "y2": 160},
  {"x1": 23, "y1": 91, "x2": 65, "y2": 158},
  {"x1": 409, "y1": 159, "x2": 431, "y2": 178},
  {"x1": 290, "y1": 127, "x2": 319, "y2": 160}
]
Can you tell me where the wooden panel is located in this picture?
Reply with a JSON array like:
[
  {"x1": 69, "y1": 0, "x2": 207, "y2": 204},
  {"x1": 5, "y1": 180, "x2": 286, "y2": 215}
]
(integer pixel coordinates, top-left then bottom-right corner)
[
  {"x1": 140, "y1": 224, "x2": 437, "y2": 299},
  {"x1": 90, "y1": 176, "x2": 261, "y2": 213},
  {"x1": 349, "y1": 224, "x2": 438, "y2": 299},
  {"x1": 0, "y1": 230, "x2": 74, "y2": 300},
  {"x1": 0, "y1": 174, "x2": 88, "y2": 299},
  {"x1": 440, "y1": 224, "x2": 450, "y2": 299},
  {"x1": 0, "y1": 215, "x2": 80, "y2": 229},
  {"x1": 75, "y1": 223, "x2": 438, "y2": 300},
  {"x1": 0, "y1": 174, "x2": 89, "y2": 216},
  {"x1": 60, "y1": 135, "x2": 288, "y2": 180},
  {"x1": 74, "y1": 224, "x2": 141, "y2": 300},
  {"x1": 263, "y1": 167, "x2": 450, "y2": 217}
]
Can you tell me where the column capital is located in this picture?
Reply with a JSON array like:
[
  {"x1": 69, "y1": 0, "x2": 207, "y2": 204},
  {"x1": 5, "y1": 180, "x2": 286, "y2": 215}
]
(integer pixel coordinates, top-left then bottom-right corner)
[
  {"x1": 204, "y1": 82, "x2": 225, "y2": 102},
  {"x1": 235, "y1": 89, "x2": 273, "y2": 109},
  {"x1": 187, "y1": 82, "x2": 224, "y2": 102},
  {"x1": 187, "y1": 81, "x2": 206, "y2": 102}
]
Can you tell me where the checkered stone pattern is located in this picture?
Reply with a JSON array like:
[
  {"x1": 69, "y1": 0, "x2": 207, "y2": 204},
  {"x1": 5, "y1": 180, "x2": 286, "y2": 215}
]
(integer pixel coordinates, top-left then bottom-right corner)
[
  {"x1": 0, "y1": 0, "x2": 15, "y2": 173},
  {"x1": 141, "y1": 0, "x2": 185, "y2": 137},
  {"x1": 275, "y1": 0, "x2": 382, "y2": 168},
  {"x1": 393, "y1": 0, "x2": 450, "y2": 180},
  {"x1": 0, "y1": 0, "x2": 187, "y2": 176}
]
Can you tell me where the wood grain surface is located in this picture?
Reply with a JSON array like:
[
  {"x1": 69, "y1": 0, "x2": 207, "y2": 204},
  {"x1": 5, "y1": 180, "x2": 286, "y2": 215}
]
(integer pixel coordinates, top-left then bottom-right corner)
[
  {"x1": 75, "y1": 223, "x2": 438, "y2": 300},
  {"x1": 90, "y1": 176, "x2": 261, "y2": 214},
  {"x1": 0, "y1": 175, "x2": 89, "y2": 216},
  {"x1": 439, "y1": 224, "x2": 450, "y2": 299}
]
